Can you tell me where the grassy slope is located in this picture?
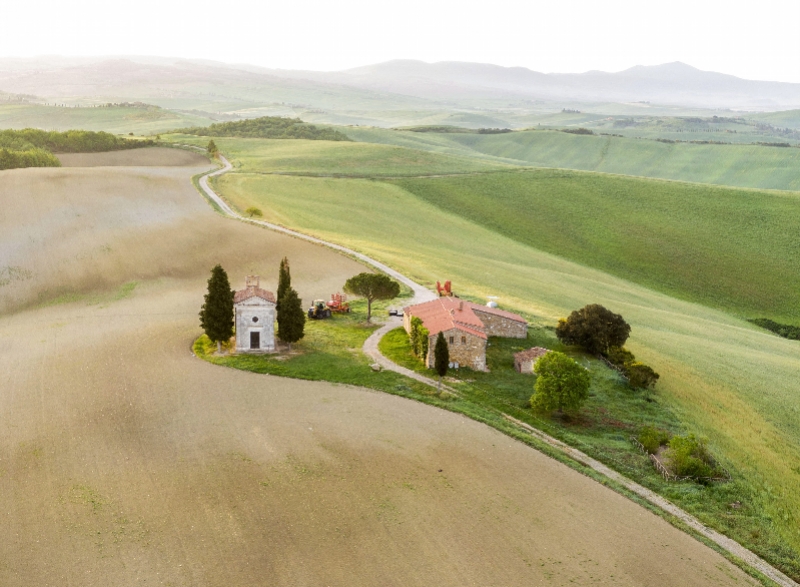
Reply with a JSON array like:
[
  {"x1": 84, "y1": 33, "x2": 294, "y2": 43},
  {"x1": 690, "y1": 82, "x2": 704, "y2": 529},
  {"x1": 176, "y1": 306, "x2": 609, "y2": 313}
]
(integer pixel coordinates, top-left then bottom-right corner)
[
  {"x1": 347, "y1": 127, "x2": 800, "y2": 191},
  {"x1": 391, "y1": 169, "x2": 800, "y2": 322},
  {"x1": 168, "y1": 134, "x2": 509, "y2": 176},
  {"x1": 749, "y1": 110, "x2": 800, "y2": 129},
  {"x1": 216, "y1": 170, "x2": 800, "y2": 563},
  {"x1": 0, "y1": 104, "x2": 214, "y2": 135}
]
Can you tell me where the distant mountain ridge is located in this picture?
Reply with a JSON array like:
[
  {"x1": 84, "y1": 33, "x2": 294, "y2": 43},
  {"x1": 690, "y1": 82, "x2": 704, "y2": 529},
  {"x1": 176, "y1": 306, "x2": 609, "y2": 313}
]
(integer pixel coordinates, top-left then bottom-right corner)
[
  {"x1": 324, "y1": 59, "x2": 800, "y2": 109},
  {"x1": 0, "y1": 56, "x2": 798, "y2": 111}
]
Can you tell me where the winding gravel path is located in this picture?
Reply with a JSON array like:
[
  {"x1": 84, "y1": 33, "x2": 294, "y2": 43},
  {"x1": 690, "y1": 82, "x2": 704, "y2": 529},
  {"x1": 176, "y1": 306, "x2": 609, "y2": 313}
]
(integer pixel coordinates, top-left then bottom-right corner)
[{"x1": 194, "y1": 152, "x2": 797, "y2": 587}]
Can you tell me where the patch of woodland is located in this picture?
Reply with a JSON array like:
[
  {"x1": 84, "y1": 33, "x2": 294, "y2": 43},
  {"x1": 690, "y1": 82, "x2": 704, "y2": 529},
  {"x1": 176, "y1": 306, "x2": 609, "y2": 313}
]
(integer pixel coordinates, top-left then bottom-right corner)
[
  {"x1": 748, "y1": 318, "x2": 800, "y2": 340},
  {"x1": 0, "y1": 128, "x2": 155, "y2": 170},
  {"x1": 174, "y1": 116, "x2": 350, "y2": 141}
]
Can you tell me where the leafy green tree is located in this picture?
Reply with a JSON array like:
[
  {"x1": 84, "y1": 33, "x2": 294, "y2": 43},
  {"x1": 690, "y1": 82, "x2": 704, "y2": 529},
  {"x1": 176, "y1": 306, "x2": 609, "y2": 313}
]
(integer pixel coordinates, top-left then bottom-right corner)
[
  {"x1": 245, "y1": 206, "x2": 263, "y2": 219},
  {"x1": 276, "y1": 257, "x2": 291, "y2": 313},
  {"x1": 343, "y1": 273, "x2": 400, "y2": 323},
  {"x1": 530, "y1": 351, "x2": 591, "y2": 415},
  {"x1": 207, "y1": 140, "x2": 218, "y2": 155},
  {"x1": 277, "y1": 287, "x2": 305, "y2": 350},
  {"x1": 199, "y1": 265, "x2": 234, "y2": 354},
  {"x1": 434, "y1": 332, "x2": 449, "y2": 391},
  {"x1": 556, "y1": 304, "x2": 631, "y2": 355}
]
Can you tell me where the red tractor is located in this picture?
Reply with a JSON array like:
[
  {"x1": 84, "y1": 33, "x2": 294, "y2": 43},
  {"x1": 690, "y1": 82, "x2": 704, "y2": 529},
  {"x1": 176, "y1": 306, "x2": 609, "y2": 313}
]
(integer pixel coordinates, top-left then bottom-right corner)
[
  {"x1": 436, "y1": 280, "x2": 455, "y2": 297},
  {"x1": 326, "y1": 292, "x2": 351, "y2": 314}
]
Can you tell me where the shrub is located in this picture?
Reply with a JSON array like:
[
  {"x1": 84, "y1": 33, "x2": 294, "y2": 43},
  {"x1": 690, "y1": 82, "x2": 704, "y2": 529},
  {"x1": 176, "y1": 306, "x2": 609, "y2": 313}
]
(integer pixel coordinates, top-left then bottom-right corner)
[
  {"x1": 606, "y1": 346, "x2": 635, "y2": 367},
  {"x1": 409, "y1": 316, "x2": 429, "y2": 360},
  {"x1": 664, "y1": 434, "x2": 716, "y2": 478},
  {"x1": 627, "y1": 362, "x2": 660, "y2": 389},
  {"x1": 637, "y1": 426, "x2": 671, "y2": 454}
]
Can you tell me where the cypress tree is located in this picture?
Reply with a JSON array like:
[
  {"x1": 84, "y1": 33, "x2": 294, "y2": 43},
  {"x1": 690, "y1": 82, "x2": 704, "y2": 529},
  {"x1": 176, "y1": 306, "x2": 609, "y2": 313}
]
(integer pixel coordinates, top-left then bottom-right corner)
[
  {"x1": 434, "y1": 331, "x2": 449, "y2": 391},
  {"x1": 277, "y1": 287, "x2": 305, "y2": 350},
  {"x1": 199, "y1": 265, "x2": 235, "y2": 354},
  {"x1": 276, "y1": 257, "x2": 291, "y2": 312}
]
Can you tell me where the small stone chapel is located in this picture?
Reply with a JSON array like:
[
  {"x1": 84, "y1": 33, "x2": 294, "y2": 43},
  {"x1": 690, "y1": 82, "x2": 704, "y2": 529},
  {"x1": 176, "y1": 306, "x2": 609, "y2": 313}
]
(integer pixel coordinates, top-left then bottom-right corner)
[{"x1": 234, "y1": 276, "x2": 276, "y2": 353}]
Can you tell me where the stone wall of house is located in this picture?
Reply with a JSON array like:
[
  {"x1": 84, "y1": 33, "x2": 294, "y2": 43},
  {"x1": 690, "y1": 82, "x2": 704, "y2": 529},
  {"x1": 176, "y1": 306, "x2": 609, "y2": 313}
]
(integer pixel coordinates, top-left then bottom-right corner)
[
  {"x1": 473, "y1": 309, "x2": 528, "y2": 338},
  {"x1": 515, "y1": 358, "x2": 534, "y2": 374},
  {"x1": 426, "y1": 328, "x2": 487, "y2": 371},
  {"x1": 235, "y1": 298, "x2": 276, "y2": 353},
  {"x1": 403, "y1": 312, "x2": 413, "y2": 334}
]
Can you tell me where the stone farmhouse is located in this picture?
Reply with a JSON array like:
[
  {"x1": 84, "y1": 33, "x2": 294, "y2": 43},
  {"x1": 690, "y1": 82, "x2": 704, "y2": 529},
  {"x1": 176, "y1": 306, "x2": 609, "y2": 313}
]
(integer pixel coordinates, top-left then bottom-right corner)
[
  {"x1": 234, "y1": 276, "x2": 276, "y2": 353},
  {"x1": 404, "y1": 298, "x2": 527, "y2": 371},
  {"x1": 514, "y1": 347, "x2": 550, "y2": 374}
]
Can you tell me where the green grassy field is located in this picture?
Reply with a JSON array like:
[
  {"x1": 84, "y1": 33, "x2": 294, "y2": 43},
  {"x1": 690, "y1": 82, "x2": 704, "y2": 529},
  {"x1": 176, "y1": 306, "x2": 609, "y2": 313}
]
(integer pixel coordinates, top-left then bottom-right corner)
[
  {"x1": 0, "y1": 104, "x2": 214, "y2": 135},
  {"x1": 391, "y1": 169, "x2": 800, "y2": 322},
  {"x1": 347, "y1": 127, "x2": 800, "y2": 191},
  {"x1": 212, "y1": 166, "x2": 800, "y2": 573},
  {"x1": 168, "y1": 134, "x2": 510, "y2": 176}
]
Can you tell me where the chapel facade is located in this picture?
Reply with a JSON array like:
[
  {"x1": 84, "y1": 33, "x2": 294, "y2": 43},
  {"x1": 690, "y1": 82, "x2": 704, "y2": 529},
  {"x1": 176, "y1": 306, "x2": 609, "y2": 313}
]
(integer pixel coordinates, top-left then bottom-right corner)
[{"x1": 234, "y1": 276, "x2": 276, "y2": 353}]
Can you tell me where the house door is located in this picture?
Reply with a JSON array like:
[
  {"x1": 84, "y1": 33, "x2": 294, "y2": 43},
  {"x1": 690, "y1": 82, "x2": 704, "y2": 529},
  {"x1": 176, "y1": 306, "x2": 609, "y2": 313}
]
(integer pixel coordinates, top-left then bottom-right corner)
[{"x1": 250, "y1": 331, "x2": 260, "y2": 350}]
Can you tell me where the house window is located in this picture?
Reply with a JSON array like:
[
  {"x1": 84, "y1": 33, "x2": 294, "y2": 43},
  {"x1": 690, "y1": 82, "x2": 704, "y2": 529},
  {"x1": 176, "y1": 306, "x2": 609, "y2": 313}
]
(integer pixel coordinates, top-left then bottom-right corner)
[
  {"x1": 461, "y1": 336, "x2": 466, "y2": 344},
  {"x1": 252, "y1": 316, "x2": 259, "y2": 323},
  {"x1": 449, "y1": 336, "x2": 454, "y2": 344}
]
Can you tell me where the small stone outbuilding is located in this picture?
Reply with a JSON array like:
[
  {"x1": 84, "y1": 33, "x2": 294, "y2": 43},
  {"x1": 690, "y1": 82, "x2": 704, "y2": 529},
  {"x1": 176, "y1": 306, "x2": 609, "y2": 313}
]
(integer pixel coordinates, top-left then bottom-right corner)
[
  {"x1": 404, "y1": 298, "x2": 528, "y2": 371},
  {"x1": 234, "y1": 276, "x2": 276, "y2": 353},
  {"x1": 514, "y1": 347, "x2": 550, "y2": 374}
]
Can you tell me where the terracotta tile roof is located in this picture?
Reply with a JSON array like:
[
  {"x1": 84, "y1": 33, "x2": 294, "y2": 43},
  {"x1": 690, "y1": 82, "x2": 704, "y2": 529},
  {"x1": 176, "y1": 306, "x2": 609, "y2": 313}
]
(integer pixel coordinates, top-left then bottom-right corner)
[
  {"x1": 514, "y1": 347, "x2": 550, "y2": 363},
  {"x1": 404, "y1": 298, "x2": 526, "y2": 340},
  {"x1": 234, "y1": 286, "x2": 276, "y2": 305}
]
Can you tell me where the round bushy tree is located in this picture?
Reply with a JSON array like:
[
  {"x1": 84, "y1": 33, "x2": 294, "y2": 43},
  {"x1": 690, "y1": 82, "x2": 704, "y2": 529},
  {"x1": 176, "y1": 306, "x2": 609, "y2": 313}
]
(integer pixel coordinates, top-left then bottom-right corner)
[
  {"x1": 556, "y1": 304, "x2": 631, "y2": 355},
  {"x1": 207, "y1": 140, "x2": 218, "y2": 155},
  {"x1": 343, "y1": 273, "x2": 400, "y2": 322},
  {"x1": 530, "y1": 351, "x2": 591, "y2": 415},
  {"x1": 199, "y1": 265, "x2": 234, "y2": 353}
]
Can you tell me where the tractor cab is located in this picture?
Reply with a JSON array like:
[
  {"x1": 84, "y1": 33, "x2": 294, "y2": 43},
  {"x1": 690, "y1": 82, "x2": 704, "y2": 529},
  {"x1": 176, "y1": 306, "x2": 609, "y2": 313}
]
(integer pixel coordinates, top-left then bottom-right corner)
[{"x1": 308, "y1": 299, "x2": 332, "y2": 319}]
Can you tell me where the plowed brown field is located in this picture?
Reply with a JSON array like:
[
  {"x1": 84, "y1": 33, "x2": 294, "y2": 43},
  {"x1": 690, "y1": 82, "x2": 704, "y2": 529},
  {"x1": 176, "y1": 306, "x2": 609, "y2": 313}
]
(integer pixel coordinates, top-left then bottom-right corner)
[{"x1": 0, "y1": 148, "x2": 760, "y2": 586}]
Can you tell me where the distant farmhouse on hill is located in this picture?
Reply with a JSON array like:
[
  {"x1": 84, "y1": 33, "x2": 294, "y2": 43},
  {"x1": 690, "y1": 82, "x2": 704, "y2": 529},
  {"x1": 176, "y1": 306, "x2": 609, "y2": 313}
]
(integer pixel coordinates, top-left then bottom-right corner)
[
  {"x1": 404, "y1": 298, "x2": 527, "y2": 371},
  {"x1": 234, "y1": 276, "x2": 276, "y2": 353}
]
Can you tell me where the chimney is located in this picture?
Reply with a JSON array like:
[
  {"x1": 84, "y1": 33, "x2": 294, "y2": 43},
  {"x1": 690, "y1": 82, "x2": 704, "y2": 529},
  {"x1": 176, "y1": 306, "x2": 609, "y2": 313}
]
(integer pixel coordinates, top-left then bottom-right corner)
[
  {"x1": 246, "y1": 275, "x2": 260, "y2": 288},
  {"x1": 459, "y1": 301, "x2": 463, "y2": 312}
]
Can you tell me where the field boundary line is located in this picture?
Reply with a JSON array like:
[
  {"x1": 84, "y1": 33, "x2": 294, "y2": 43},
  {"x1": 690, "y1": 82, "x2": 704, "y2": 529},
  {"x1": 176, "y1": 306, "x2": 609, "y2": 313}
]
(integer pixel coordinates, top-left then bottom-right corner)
[
  {"x1": 195, "y1": 154, "x2": 437, "y2": 307},
  {"x1": 190, "y1": 149, "x2": 796, "y2": 587}
]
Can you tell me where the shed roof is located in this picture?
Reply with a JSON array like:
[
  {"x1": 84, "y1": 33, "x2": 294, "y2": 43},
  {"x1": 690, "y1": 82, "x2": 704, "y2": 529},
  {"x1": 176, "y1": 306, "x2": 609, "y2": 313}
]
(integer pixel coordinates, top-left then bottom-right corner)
[{"x1": 514, "y1": 347, "x2": 550, "y2": 363}]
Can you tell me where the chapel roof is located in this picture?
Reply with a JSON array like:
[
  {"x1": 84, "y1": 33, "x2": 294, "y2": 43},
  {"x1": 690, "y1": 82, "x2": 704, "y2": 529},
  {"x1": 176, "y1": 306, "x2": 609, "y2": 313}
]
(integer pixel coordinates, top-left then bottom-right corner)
[{"x1": 234, "y1": 276, "x2": 276, "y2": 305}]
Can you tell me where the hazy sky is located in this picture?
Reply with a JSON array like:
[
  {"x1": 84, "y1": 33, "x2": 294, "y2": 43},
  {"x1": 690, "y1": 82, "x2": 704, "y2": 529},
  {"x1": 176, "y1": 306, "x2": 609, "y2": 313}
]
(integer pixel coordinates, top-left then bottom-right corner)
[{"x1": 4, "y1": 0, "x2": 800, "y2": 82}]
